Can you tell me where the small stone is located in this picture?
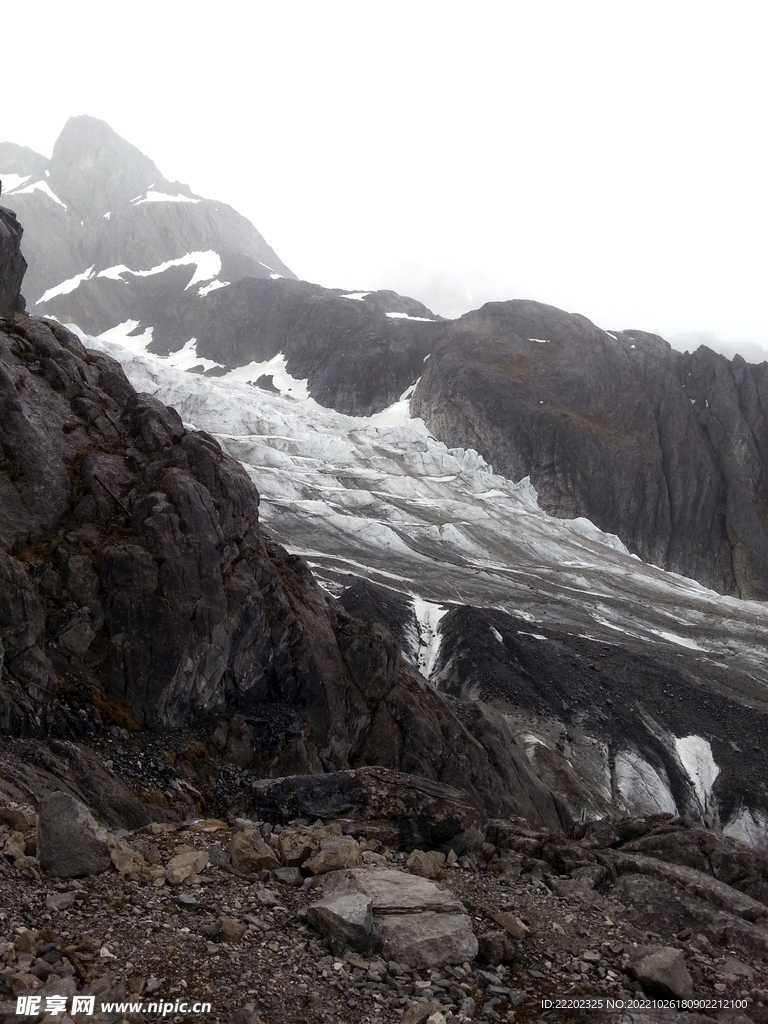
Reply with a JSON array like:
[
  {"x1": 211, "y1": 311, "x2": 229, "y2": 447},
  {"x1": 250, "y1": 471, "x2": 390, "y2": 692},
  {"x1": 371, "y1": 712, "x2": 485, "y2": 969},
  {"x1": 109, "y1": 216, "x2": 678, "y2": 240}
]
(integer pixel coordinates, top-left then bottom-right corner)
[
  {"x1": 305, "y1": 835, "x2": 362, "y2": 875},
  {"x1": 273, "y1": 866, "x2": 304, "y2": 886},
  {"x1": 165, "y1": 849, "x2": 209, "y2": 884},
  {"x1": 631, "y1": 947, "x2": 693, "y2": 999},
  {"x1": 307, "y1": 893, "x2": 375, "y2": 953},
  {"x1": 45, "y1": 892, "x2": 76, "y2": 912},
  {"x1": 220, "y1": 916, "x2": 246, "y2": 944},
  {"x1": 229, "y1": 830, "x2": 279, "y2": 873},
  {"x1": 402, "y1": 999, "x2": 443, "y2": 1024},
  {"x1": 207, "y1": 842, "x2": 230, "y2": 868},
  {"x1": 491, "y1": 912, "x2": 530, "y2": 940}
]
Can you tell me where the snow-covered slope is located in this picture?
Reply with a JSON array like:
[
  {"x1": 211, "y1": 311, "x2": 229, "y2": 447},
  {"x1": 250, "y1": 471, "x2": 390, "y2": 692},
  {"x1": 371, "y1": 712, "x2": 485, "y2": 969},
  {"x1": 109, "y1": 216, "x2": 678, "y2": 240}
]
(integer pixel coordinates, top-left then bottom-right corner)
[{"x1": 76, "y1": 323, "x2": 768, "y2": 846}]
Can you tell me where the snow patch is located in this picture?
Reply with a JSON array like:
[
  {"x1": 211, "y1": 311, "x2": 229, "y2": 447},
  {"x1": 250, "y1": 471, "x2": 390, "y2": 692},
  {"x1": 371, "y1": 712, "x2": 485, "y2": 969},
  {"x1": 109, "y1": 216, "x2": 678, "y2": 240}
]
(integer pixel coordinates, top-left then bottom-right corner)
[
  {"x1": 198, "y1": 280, "x2": 230, "y2": 297},
  {"x1": 97, "y1": 251, "x2": 221, "y2": 290},
  {"x1": 490, "y1": 625, "x2": 504, "y2": 644},
  {"x1": 674, "y1": 735, "x2": 719, "y2": 816},
  {"x1": 614, "y1": 750, "x2": 676, "y2": 815},
  {"x1": 386, "y1": 312, "x2": 434, "y2": 322},
  {"x1": 651, "y1": 629, "x2": 706, "y2": 651},
  {"x1": 103, "y1": 211, "x2": 111, "y2": 219},
  {"x1": 528, "y1": 338, "x2": 550, "y2": 344},
  {"x1": 0, "y1": 173, "x2": 31, "y2": 192},
  {"x1": 164, "y1": 338, "x2": 221, "y2": 373},
  {"x1": 133, "y1": 191, "x2": 199, "y2": 204},
  {"x1": 342, "y1": 292, "x2": 369, "y2": 301},
  {"x1": 92, "y1": 320, "x2": 154, "y2": 354},
  {"x1": 37, "y1": 267, "x2": 95, "y2": 305},
  {"x1": 412, "y1": 598, "x2": 447, "y2": 678},
  {"x1": 724, "y1": 807, "x2": 768, "y2": 850},
  {"x1": 217, "y1": 354, "x2": 310, "y2": 400},
  {"x1": 13, "y1": 180, "x2": 67, "y2": 209}
]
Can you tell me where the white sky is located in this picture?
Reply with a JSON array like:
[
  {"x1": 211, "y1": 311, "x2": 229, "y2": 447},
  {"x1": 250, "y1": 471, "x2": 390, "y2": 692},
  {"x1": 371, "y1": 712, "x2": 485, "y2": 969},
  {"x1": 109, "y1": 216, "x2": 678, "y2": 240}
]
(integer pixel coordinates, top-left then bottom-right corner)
[{"x1": 3, "y1": 1, "x2": 767, "y2": 360}]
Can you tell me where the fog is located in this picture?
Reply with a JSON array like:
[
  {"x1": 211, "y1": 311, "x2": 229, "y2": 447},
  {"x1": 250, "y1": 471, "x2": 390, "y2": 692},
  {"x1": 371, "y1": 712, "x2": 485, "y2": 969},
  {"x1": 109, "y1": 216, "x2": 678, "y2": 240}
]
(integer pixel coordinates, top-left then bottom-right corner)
[{"x1": 2, "y1": 1, "x2": 767, "y2": 361}]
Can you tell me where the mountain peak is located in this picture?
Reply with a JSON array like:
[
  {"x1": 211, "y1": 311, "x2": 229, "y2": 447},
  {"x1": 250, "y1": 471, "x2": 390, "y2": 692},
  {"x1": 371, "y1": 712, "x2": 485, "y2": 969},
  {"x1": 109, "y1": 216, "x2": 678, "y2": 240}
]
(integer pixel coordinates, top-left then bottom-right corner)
[{"x1": 50, "y1": 115, "x2": 166, "y2": 221}]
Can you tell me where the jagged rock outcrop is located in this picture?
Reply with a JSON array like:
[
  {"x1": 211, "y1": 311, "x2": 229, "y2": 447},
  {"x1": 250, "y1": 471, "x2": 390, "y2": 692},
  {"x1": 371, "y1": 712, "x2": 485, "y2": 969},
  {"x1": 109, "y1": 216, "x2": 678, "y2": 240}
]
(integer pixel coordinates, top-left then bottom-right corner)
[
  {"x1": 0, "y1": 311, "x2": 567, "y2": 830},
  {"x1": 410, "y1": 300, "x2": 768, "y2": 598},
  {"x1": 0, "y1": 208, "x2": 26, "y2": 320}
]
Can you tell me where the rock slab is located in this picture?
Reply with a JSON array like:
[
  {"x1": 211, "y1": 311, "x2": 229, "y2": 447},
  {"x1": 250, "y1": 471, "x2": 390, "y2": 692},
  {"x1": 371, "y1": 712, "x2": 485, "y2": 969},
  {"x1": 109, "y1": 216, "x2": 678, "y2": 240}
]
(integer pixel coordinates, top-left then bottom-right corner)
[
  {"x1": 312, "y1": 867, "x2": 478, "y2": 967},
  {"x1": 37, "y1": 791, "x2": 111, "y2": 877}
]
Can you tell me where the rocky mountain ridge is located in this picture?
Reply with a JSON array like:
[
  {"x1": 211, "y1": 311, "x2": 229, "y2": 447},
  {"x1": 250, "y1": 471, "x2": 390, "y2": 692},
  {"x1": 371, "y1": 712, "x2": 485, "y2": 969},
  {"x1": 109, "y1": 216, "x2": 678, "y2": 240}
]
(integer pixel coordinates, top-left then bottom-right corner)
[{"x1": 411, "y1": 302, "x2": 768, "y2": 600}]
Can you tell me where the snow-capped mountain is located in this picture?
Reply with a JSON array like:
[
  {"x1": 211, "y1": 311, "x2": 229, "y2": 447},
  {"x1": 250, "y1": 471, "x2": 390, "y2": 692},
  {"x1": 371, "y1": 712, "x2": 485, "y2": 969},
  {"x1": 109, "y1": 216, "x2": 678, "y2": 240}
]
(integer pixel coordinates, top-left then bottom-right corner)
[
  {"x1": 0, "y1": 115, "x2": 294, "y2": 323},
  {"x1": 4, "y1": 119, "x2": 766, "y2": 602},
  {"x1": 75, "y1": 323, "x2": 768, "y2": 847},
  {"x1": 3, "y1": 118, "x2": 768, "y2": 848}
]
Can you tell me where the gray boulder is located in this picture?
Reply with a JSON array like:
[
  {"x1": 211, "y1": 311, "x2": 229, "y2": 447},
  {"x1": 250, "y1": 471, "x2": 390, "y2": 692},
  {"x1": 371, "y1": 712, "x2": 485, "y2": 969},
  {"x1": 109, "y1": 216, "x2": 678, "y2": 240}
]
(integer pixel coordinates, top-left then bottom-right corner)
[
  {"x1": 37, "y1": 791, "x2": 111, "y2": 877},
  {"x1": 630, "y1": 946, "x2": 694, "y2": 998},
  {"x1": 314, "y1": 867, "x2": 478, "y2": 967}
]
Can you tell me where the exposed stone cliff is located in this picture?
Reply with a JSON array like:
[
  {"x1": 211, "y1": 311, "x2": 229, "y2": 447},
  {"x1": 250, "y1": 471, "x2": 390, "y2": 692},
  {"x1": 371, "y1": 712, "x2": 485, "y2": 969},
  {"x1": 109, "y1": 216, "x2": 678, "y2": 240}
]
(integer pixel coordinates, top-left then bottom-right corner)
[{"x1": 410, "y1": 300, "x2": 768, "y2": 598}]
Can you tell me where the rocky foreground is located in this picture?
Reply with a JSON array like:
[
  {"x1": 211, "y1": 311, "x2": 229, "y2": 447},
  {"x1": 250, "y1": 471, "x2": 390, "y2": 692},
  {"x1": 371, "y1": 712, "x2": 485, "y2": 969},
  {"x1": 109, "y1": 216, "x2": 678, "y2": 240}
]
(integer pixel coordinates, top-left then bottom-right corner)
[{"x1": 2, "y1": 753, "x2": 768, "y2": 1024}]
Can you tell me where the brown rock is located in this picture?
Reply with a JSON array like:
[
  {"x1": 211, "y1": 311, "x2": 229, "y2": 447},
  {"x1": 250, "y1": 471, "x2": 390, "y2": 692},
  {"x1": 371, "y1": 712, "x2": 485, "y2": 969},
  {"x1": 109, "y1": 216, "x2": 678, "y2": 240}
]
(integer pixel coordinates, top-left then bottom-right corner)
[
  {"x1": 406, "y1": 849, "x2": 446, "y2": 879},
  {"x1": 220, "y1": 916, "x2": 246, "y2": 944},
  {"x1": 304, "y1": 835, "x2": 361, "y2": 875},
  {"x1": 229, "y1": 830, "x2": 280, "y2": 873}
]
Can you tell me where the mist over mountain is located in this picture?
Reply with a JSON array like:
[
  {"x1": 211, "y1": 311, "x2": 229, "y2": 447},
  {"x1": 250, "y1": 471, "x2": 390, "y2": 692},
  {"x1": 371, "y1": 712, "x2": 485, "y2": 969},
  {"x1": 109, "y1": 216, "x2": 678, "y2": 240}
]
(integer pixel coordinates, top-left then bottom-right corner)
[{"x1": 0, "y1": 115, "x2": 294, "y2": 314}]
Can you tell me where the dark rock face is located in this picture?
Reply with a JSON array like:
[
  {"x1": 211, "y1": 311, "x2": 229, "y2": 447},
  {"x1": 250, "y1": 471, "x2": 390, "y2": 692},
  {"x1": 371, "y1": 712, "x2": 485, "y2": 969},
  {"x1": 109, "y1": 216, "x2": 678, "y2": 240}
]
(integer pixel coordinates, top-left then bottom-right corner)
[
  {"x1": 0, "y1": 312, "x2": 567, "y2": 830},
  {"x1": 0, "y1": 207, "x2": 27, "y2": 319},
  {"x1": 45, "y1": 275, "x2": 439, "y2": 416},
  {"x1": 232, "y1": 766, "x2": 479, "y2": 848},
  {"x1": 1, "y1": 115, "x2": 294, "y2": 310},
  {"x1": 411, "y1": 300, "x2": 768, "y2": 598},
  {"x1": 167, "y1": 279, "x2": 440, "y2": 415}
]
